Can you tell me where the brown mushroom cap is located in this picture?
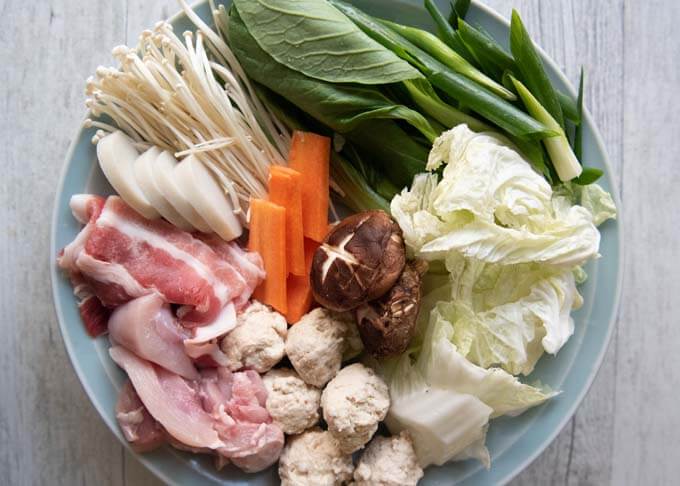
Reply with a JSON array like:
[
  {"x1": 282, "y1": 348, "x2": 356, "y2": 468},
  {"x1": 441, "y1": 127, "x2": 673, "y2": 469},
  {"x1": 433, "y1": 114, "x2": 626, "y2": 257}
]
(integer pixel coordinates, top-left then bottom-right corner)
[
  {"x1": 355, "y1": 259, "x2": 428, "y2": 358},
  {"x1": 310, "y1": 211, "x2": 406, "y2": 312}
]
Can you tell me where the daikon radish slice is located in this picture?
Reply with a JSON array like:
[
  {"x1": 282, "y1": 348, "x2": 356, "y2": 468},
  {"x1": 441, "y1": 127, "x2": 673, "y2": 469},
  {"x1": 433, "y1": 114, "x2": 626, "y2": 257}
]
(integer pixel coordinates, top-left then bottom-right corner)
[
  {"x1": 97, "y1": 131, "x2": 160, "y2": 219},
  {"x1": 174, "y1": 156, "x2": 243, "y2": 241},
  {"x1": 153, "y1": 150, "x2": 212, "y2": 233},
  {"x1": 133, "y1": 147, "x2": 194, "y2": 231}
]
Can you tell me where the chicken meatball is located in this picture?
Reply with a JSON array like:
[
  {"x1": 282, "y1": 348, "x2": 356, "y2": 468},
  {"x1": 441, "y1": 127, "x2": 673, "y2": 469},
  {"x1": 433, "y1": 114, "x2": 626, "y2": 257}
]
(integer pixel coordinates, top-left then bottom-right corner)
[
  {"x1": 321, "y1": 363, "x2": 390, "y2": 454},
  {"x1": 263, "y1": 368, "x2": 321, "y2": 435},
  {"x1": 285, "y1": 308, "x2": 359, "y2": 387},
  {"x1": 353, "y1": 432, "x2": 423, "y2": 486},
  {"x1": 278, "y1": 428, "x2": 354, "y2": 486},
  {"x1": 221, "y1": 302, "x2": 287, "y2": 373}
]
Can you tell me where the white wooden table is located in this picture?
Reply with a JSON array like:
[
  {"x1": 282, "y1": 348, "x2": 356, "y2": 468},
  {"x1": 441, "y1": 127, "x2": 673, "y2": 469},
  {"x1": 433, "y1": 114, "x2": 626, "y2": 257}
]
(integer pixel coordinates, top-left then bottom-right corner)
[{"x1": 1, "y1": 0, "x2": 679, "y2": 484}]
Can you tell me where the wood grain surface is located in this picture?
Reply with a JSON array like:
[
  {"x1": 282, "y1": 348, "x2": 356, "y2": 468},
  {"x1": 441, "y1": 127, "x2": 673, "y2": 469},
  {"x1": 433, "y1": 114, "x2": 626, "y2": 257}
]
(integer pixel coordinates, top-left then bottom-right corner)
[{"x1": 1, "y1": 0, "x2": 678, "y2": 484}]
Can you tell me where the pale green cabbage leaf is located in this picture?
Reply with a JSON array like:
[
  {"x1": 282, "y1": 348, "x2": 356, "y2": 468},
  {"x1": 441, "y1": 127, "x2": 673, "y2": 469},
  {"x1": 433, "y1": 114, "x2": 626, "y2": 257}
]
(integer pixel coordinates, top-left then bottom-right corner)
[
  {"x1": 384, "y1": 312, "x2": 555, "y2": 468},
  {"x1": 392, "y1": 125, "x2": 602, "y2": 267},
  {"x1": 440, "y1": 253, "x2": 583, "y2": 375}
]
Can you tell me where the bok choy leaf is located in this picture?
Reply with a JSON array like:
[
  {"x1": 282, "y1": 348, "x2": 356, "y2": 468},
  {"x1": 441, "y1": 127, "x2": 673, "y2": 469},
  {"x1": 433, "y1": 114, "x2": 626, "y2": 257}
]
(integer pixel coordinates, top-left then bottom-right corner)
[
  {"x1": 232, "y1": 0, "x2": 422, "y2": 85},
  {"x1": 228, "y1": 7, "x2": 437, "y2": 142}
]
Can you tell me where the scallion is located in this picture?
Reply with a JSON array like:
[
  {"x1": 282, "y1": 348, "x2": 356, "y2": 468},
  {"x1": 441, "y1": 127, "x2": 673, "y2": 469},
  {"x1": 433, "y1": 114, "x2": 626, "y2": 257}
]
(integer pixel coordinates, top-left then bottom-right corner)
[
  {"x1": 511, "y1": 76, "x2": 582, "y2": 181},
  {"x1": 510, "y1": 10, "x2": 565, "y2": 129},
  {"x1": 382, "y1": 19, "x2": 516, "y2": 100}
]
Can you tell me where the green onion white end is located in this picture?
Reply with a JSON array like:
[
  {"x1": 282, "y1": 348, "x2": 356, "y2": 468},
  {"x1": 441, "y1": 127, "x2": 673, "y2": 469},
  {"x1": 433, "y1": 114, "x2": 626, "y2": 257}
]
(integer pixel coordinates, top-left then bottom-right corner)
[{"x1": 511, "y1": 76, "x2": 582, "y2": 181}]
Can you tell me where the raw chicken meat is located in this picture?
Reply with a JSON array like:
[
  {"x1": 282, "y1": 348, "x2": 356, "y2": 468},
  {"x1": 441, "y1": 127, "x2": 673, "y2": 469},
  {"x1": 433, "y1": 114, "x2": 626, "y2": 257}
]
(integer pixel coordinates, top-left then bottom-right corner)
[
  {"x1": 111, "y1": 347, "x2": 284, "y2": 472},
  {"x1": 115, "y1": 380, "x2": 166, "y2": 452},
  {"x1": 110, "y1": 346, "x2": 223, "y2": 449},
  {"x1": 108, "y1": 294, "x2": 199, "y2": 380}
]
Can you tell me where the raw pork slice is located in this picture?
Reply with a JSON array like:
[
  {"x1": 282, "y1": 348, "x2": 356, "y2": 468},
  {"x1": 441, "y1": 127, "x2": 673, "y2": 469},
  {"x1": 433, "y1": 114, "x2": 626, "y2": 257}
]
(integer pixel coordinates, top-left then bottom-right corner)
[
  {"x1": 197, "y1": 234, "x2": 265, "y2": 309},
  {"x1": 59, "y1": 195, "x2": 264, "y2": 325},
  {"x1": 78, "y1": 294, "x2": 111, "y2": 338}
]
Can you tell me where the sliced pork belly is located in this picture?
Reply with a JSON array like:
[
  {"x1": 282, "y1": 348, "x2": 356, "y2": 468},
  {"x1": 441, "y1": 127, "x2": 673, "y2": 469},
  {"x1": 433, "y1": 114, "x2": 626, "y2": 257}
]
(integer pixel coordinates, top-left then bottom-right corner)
[
  {"x1": 115, "y1": 380, "x2": 166, "y2": 452},
  {"x1": 109, "y1": 346, "x2": 223, "y2": 449},
  {"x1": 108, "y1": 294, "x2": 199, "y2": 380},
  {"x1": 78, "y1": 295, "x2": 111, "y2": 338},
  {"x1": 197, "y1": 234, "x2": 265, "y2": 309},
  {"x1": 58, "y1": 195, "x2": 105, "y2": 273},
  {"x1": 85, "y1": 197, "x2": 247, "y2": 324}
]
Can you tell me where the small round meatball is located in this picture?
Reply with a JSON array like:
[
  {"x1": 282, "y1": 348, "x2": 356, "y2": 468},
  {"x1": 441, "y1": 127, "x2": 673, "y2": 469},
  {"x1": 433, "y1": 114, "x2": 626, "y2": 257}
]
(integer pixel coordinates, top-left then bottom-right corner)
[
  {"x1": 353, "y1": 432, "x2": 423, "y2": 486},
  {"x1": 221, "y1": 302, "x2": 287, "y2": 373},
  {"x1": 263, "y1": 368, "x2": 321, "y2": 435},
  {"x1": 286, "y1": 308, "x2": 357, "y2": 387},
  {"x1": 321, "y1": 363, "x2": 390, "y2": 454},
  {"x1": 278, "y1": 428, "x2": 354, "y2": 486}
]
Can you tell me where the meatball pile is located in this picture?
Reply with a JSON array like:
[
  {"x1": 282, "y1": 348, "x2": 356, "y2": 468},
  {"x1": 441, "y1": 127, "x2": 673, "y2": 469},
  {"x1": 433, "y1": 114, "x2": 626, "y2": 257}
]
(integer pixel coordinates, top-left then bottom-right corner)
[{"x1": 220, "y1": 302, "x2": 423, "y2": 484}]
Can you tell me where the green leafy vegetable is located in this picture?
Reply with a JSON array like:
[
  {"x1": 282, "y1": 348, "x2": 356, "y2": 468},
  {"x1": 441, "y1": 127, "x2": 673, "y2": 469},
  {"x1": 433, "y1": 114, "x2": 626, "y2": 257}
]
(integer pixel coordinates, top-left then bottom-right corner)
[
  {"x1": 511, "y1": 76, "x2": 583, "y2": 181},
  {"x1": 579, "y1": 182, "x2": 617, "y2": 225},
  {"x1": 345, "y1": 120, "x2": 430, "y2": 188},
  {"x1": 331, "y1": 0, "x2": 554, "y2": 140},
  {"x1": 439, "y1": 254, "x2": 582, "y2": 375},
  {"x1": 384, "y1": 308, "x2": 554, "y2": 467},
  {"x1": 390, "y1": 127, "x2": 601, "y2": 267},
  {"x1": 330, "y1": 152, "x2": 392, "y2": 212},
  {"x1": 448, "y1": 0, "x2": 471, "y2": 28},
  {"x1": 381, "y1": 19, "x2": 516, "y2": 100},
  {"x1": 228, "y1": 7, "x2": 436, "y2": 141},
  {"x1": 510, "y1": 10, "x2": 565, "y2": 128},
  {"x1": 232, "y1": 0, "x2": 422, "y2": 85}
]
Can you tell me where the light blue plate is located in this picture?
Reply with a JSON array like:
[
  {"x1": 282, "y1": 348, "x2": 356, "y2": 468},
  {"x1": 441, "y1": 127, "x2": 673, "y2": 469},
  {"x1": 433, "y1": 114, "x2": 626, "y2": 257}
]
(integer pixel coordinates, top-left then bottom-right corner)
[{"x1": 50, "y1": 1, "x2": 623, "y2": 484}]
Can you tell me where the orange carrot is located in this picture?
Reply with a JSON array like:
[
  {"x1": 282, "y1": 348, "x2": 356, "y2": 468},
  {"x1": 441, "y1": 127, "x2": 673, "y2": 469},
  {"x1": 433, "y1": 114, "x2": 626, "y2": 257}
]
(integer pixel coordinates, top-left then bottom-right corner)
[
  {"x1": 285, "y1": 238, "x2": 320, "y2": 324},
  {"x1": 248, "y1": 199, "x2": 287, "y2": 314},
  {"x1": 269, "y1": 166, "x2": 306, "y2": 276},
  {"x1": 287, "y1": 131, "x2": 330, "y2": 243}
]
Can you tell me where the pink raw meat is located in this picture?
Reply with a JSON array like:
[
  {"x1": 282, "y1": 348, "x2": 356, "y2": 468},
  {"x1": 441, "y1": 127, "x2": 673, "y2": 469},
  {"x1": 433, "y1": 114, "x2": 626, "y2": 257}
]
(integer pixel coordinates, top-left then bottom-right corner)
[
  {"x1": 197, "y1": 234, "x2": 264, "y2": 309},
  {"x1": 78, "y1": 295, "x2": 111, "y2": 338},
  {"x1": 108, "y1": 294, "x2": 199, "y2": 380},
  {"x1": 115, "y1": 381, "x2": 166, "y2": 453},
  {"x1": 109, "y1": 346, "x2": 223, "y2": 449}
]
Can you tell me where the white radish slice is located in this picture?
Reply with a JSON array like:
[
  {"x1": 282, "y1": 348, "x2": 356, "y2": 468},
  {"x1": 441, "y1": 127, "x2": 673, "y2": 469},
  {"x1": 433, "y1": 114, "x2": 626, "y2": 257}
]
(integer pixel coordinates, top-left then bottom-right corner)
[
  {"x1": 133, "y1": 147, "x2": 194, "y2": 232},
  {"x1": 97, "y1": 131, "x2": 160, "y2": 219},
  {"x1": 153, "y1": 150, "x2": 213, "y2": 233},
  {"x1": 174, "y1": 156, "x2": 243, "y2": 241}
]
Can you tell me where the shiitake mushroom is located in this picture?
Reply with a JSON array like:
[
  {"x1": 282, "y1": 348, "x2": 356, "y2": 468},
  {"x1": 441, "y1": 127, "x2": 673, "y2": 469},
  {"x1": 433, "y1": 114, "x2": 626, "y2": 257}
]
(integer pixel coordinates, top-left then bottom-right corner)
[
  {"x1": 355, "y1": 259, "x2": 428, "y2": 358},
  {"x1": 310, "y1": 211, "x2": 405, "y2": 312}
]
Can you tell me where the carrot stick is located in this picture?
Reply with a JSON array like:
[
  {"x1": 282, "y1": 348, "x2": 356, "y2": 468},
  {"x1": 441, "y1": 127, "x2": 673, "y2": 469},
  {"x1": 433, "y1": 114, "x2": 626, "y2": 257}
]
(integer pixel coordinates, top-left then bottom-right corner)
[
  {"x1": 269, "y1": 166, "x2": 306, "y2": 276},
  {"x1": 287, "y1": 131, "x2": 331, "y2": 242},
  {"x1": 285, "y1": 238, "x2": 320, "y2": 324},
  {"x1": 248, "y1": 199, "x2": 287, "y2": 314}
]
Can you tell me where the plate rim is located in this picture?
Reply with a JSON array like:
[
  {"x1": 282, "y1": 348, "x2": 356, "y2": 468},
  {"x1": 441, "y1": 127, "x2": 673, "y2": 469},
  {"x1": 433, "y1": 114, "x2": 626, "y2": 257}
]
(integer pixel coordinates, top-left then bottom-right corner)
[{"x1": 49, "y1": 1, "x2": 624, "y2": 485}]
